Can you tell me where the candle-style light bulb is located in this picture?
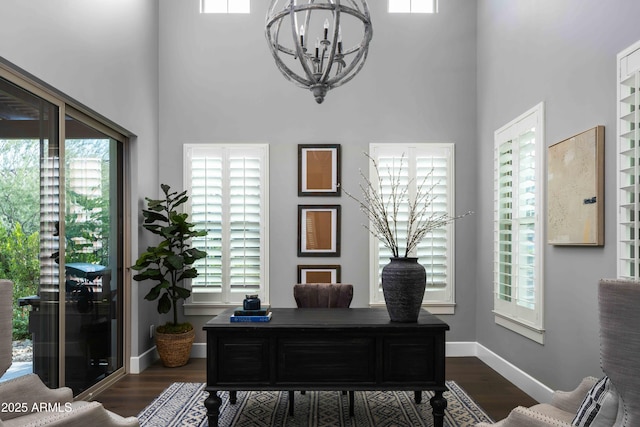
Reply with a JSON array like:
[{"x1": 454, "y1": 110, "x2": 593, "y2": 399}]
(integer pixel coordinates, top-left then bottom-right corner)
[
  {"x1": 337, "y1": 26, "x2": 343, "y2": 54},
  {"x1": 299, "y1": 25, "x2": 305, "y2": 47},
  {"x1": 323, "y1": 18, "x2": 329, "y2": 40},
  {"x1": 315, "y1": 37, "x2": 320, "y2": 58}
]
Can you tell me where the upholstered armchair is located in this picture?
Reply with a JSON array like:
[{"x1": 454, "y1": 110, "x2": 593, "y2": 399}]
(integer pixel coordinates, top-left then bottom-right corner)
[
  {"x1": 477, "y1": 278, "x2": 640, "y2": 427},
  {"x1": 475, "y1": 377, "x2": 598, "y2": 426},
  {"x1": 0, "y1": 279, "x2": 139, "y2": 427},
  {"x1": 289, "y1": 283, "x2": 355, "y2": 416}
]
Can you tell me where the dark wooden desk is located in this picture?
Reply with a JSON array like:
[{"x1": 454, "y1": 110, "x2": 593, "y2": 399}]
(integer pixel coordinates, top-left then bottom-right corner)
[{"x1": 203, "y1": 307, "x2": 449, "y2": 426}]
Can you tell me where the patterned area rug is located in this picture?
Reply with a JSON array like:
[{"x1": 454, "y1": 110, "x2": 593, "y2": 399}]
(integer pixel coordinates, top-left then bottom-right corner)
[{"x1": 138, "y1": 382, "x2": 492, "y2": 426}]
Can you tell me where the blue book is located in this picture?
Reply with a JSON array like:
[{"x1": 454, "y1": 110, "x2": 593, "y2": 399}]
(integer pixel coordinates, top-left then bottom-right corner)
[
  {"x1": 233, "y1": 307, "x2": 271, "y2": 316},
  {"x1": 230, "y1": 312, "x2": 272, "y2": 323}
]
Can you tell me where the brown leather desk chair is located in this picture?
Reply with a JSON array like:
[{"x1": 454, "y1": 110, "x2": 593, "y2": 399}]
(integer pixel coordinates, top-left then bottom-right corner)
[
  {"x1": 289, "y1": 283, "x2": 355, "y2": 417},
  {"x1": 293, "y1": 283, "x2": 353, "y2": 309}
]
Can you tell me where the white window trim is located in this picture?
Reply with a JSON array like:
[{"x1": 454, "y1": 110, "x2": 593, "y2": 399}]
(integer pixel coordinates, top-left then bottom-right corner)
[
  {"x1": 182, "y1": 143, "x2": 269, "y2": 316},
  {"x1": 368, "y1": 142, "x2": 456, "y2": 315},
  {"x1": 493, "y1": 102, "x2": 545, "y2": 344}
]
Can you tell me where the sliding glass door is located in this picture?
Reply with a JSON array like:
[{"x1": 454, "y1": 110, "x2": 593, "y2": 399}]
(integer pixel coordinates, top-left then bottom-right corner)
[
  {"x1": 63, "y1": 114, "x2": 124, "y2": 394},
  {"x1": 0, "y1": 74, "x2": 126, "y2": 395}
]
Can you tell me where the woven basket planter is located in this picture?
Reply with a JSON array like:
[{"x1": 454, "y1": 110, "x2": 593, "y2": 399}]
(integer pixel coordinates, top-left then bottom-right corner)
[{"x1": 155, "y1": 327, "x2": 195, "y2": 368}]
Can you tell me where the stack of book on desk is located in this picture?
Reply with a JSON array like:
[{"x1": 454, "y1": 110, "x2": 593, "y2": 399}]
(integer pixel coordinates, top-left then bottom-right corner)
[{"x1": 230, "y1": 307, "x2": 272, "y2": 322}]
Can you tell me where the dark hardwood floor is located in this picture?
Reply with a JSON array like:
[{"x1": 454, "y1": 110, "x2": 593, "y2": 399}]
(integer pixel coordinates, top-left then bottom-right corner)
[
  {"x1": 446, "y1": 357, "x2": 538, "y2": 421},
  {"x1": 97, "y1": 356, "x2": 538, "y2": 423}
]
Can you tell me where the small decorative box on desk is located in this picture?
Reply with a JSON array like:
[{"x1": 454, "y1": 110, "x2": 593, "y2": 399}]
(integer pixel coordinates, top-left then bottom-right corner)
[{"x1": 243, "y1": 294, "x2": 261, "y2": 310}]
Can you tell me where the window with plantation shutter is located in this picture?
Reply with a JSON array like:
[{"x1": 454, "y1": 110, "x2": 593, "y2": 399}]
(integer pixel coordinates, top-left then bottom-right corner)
[
  {"x1": 369, "y1": 143, "x2": 456, "y2": 314},
  {"x1": 493, "y1": 103, "x2": 544, "y2": 344},
  {"x1": 618, "y1": 41, "x2": 640, "y2": 279},
  {"x1": 183, "y1": 144, "x2": 268, "y2": 313}
]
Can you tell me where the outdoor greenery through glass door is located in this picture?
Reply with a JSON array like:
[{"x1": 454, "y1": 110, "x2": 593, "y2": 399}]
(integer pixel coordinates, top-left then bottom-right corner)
[
  {"x1": 64, "y1": 115, "x2": 123, "y2": 394},
  {"x1": 0, "y1": 76, "x2": 124, "y2": 395}
]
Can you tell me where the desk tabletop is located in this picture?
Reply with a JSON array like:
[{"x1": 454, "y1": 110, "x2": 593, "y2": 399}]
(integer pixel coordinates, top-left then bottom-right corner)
[{"x1": 204, "y1": 307, "x2": 449, "y2": 330}]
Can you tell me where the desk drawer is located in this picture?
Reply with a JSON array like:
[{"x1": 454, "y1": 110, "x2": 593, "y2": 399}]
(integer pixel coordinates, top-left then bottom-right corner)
[
  {"x1": 217, "y1": 337, "x2": 270, "y2": 383},
  {"x1": 278, "y1": 337, "x2": 375, "y2": 383},
  {"x1": 382, "y1": 336, "x2": 436, "y2": 383}
]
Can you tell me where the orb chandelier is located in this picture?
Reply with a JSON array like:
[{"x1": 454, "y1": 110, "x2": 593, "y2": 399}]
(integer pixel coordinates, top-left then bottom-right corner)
[{"x1": 265, "y1": 0, "x2": 373, "y2": 104}]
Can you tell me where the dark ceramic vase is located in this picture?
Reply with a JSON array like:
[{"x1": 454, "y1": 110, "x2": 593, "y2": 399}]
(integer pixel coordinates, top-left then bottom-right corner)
[{"x1": 381, "y1": 257, "x2": 426, "y2": 322}]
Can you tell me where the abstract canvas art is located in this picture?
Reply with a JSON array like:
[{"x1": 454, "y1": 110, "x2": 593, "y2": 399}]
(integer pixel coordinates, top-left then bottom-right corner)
[{"x1": 547, "y1": 126, "x2": 604, "y2": 246}]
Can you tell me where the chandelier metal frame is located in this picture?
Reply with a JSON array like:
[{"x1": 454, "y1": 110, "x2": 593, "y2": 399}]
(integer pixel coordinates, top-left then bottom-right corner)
[{"x1": 265, "y1": 0, "x2": 373, "y2": 103}]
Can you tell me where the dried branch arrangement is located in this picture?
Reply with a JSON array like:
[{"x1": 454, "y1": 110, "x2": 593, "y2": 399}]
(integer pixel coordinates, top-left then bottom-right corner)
[{"x1": 343, "y1": 153, "x2": 472, "y2": 258}]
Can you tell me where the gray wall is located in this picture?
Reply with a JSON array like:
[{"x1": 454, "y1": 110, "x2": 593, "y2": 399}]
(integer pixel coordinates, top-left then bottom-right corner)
[
  {"x1": 0, "y1": 0, "x2": 160, "y2": 357},
  {"x1": 157, "y1": 0, "x2": 479, "y2": 344},
  {"x1": 476, "y1": 0, "x2": 640, "y2": 391},
  {"x1": 5, "y1": 0, "x2": 640, "y2": 395}
]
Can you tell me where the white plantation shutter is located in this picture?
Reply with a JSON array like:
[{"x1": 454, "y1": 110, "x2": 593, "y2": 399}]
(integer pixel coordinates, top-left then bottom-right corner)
[
  {"x1": 517, "y1": 135, "x2": 536, "y2": 310},
  {"x1": 618, "y1": 42, "x2": 640, "y2": 279},
  {"x1": 184, "y1": 144, "x2": 268, "y2": 307},
  {"x1": 190, "y1": 153, "x2": 223, "y2": 294},
  {"x1": 370, "y1": 143, "x2": 456, "y2": 314},
  {"x1": 495, "y1": 131, "x2": 536, "y2": 309},
  {"x1": 41, "y1": 156, "x2": 61, "y2": 295},
  {"x1": 493, "y1": 103, "x2": 544, "y2": 344},
  {"x1": 417, "y1": 155, "x2": 449, "y2": 290},
  {"x1": 228, "y1": 156, "x2": 262, "y2": 294},
  {"x1": 495, "y1": 139, "x2": 513, "y2": 304},
  {"x1": 375, "y1": 155, "x2": 409, "y2": 282}
]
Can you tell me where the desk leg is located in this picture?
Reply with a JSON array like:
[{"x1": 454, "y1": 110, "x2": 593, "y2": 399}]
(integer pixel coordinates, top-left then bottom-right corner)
[
  {"x1": 414, "y1": 391, "x2": 422, "y2": 404},
  {"x1": 430, "y1": 390, "x2": 447, "y2": 427},
  {"x1": 349, "y1": 391, "x2": 354, "y2": 416},
  {"x1": 204, "y1": 390, "x2": 222, "y2": 427},
  {"x1": 229, "y1": 391, "x2": 237, "y2": 404}
]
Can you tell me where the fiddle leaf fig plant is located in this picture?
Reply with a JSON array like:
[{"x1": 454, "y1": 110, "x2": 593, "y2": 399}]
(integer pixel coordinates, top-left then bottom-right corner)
[{"x1": 132, "y1": 183, "x2": 207, "y2": 329}]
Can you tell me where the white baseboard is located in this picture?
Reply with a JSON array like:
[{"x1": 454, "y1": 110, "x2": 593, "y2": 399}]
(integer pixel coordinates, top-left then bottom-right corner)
[
  {"x1": 128, "y1": 343, "x2": 208, "y2": 373},
  {"x1": 129, "y1": 346, "x2": 158, "y2": 374},
  {"x1": 133, "y1": 341, "x2": 553, "y2": 403},
  {"x1": 445, "y1": 341, "x2": 478, "y2": 357},
  {"x1": 447, "y1": 341, "x2": 553, "y2": 403},
  {"x1": 191, "y1": 342, "x2": 207, "y2": 358},
  {"x1": 184, "y1": 343, "x2": 482, "y2": 360}
]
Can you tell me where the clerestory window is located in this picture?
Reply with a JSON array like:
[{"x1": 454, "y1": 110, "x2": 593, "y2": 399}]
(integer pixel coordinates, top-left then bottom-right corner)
[
  {"x1": 200, "y1": 0, "x2": 250, "y2": 14},
  {"x1": 388, "y1": 0, "x2": 438, "y2": 14}
]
